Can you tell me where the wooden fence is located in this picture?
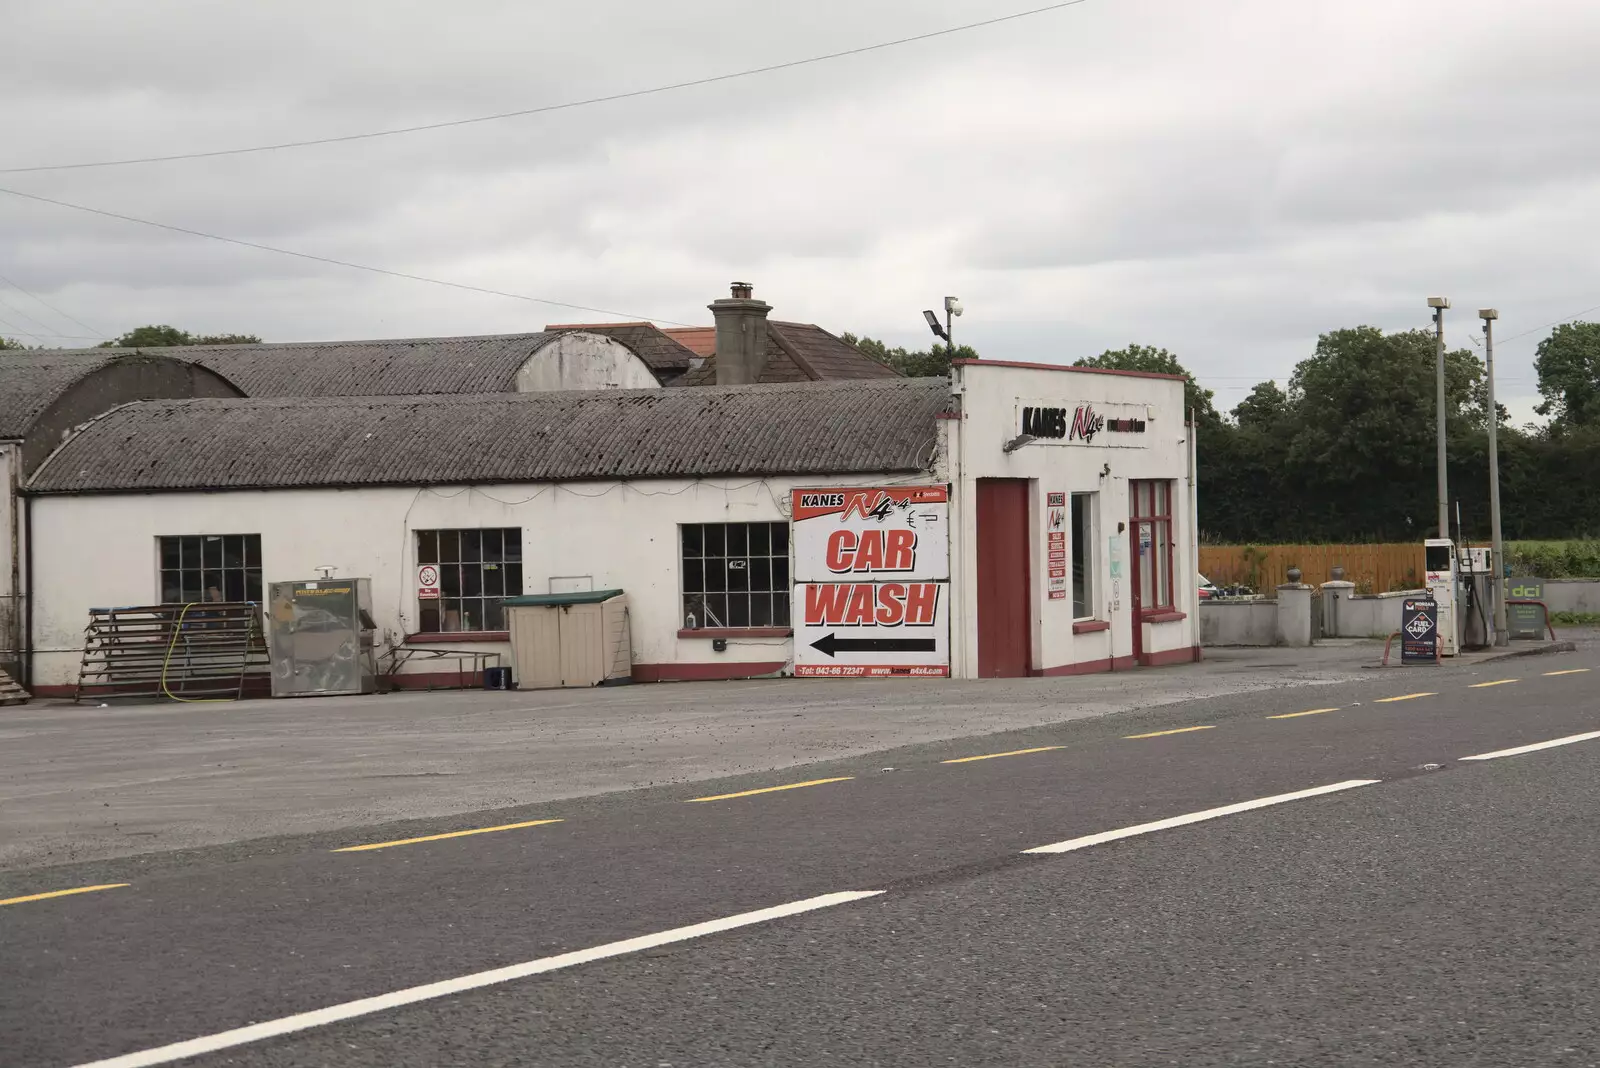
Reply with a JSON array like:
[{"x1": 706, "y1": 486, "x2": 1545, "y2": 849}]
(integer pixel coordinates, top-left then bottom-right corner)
[{"x1": 1198, "y1": 544, "x2": 1426, "y2": 594}]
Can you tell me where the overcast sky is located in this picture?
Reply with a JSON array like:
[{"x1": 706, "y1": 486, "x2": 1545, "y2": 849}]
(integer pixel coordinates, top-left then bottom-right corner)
[{"x1": 4, "y1": 0, "x2": 1597, "y2": 421}]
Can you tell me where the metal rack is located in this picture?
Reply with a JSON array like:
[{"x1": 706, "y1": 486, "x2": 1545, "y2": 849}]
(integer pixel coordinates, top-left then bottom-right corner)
[{"x1": 75, "y1": 603, "x2": 270, "y2": 703}]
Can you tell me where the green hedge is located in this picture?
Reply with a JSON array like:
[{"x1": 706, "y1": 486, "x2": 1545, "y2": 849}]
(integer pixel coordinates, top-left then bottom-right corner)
[{"x1": 1504, "y1": 540, "x2": 1600, "y2": 579}]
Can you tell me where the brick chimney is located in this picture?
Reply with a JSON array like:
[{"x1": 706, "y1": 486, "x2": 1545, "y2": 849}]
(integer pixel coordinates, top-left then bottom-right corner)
[{"x1": 709, "y1": 281, "x2": 772, "y2": 386}]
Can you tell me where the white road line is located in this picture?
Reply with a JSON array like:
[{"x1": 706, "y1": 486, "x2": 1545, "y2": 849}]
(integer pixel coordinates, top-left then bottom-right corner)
[
  {"x1": 1459, "y1": 730, "x2": 1600, "y2": 762},
  {"x1": 1021, "y1": 779, "x2": 1381, "y2": 855},
  {"x1": 69, "y1": 891, "x2": 883, "y2": 1068}
]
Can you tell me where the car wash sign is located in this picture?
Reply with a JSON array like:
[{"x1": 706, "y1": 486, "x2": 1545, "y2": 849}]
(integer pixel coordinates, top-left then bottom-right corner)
[{"x1": 792, "y1": 486, "x2": 950, "y2": 678}]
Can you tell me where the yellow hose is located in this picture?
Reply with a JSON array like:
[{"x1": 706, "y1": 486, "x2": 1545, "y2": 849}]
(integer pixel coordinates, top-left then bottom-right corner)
[{"x1": 160, "y1": 602, "x2": 254, "y2": 703}]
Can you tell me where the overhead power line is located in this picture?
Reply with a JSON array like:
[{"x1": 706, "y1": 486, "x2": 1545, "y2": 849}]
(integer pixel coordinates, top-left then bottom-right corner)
[
  {"x1": 0, "y1": 0, "x2": 1092, "y2": 175},
  {"x1": 0, "y1": 268, "x2": 107, "y2": 339},
  {"x1": 0, "y1": 184, "x2": 691, "y2": 325},
  {"x1": 1485, "y1": 302, "x2": 1600, "y2": 347}
]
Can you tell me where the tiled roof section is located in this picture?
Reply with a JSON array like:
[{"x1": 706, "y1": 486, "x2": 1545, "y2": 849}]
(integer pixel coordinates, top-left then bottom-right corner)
[
  {"x1": 671, "y1": 322, "x2": 902, "y2": 387},
  {"x1": 177, "y1": 333, "x2": 564, "y2": 396},
  {"x1": 544, "y1": 322, "x2": 697, "y2": 373},
  {"x1": 773, "y1": 322, "x2": 903, "y2": 381},
  {"x1": 29, "y1": 378, "x2": 950, "y2": 494},
  {"x1": 1, "y1": 351, "x2": 119, "y2": 437},
  {"x1": 662, "y1": 326, "x2": 716, "y2": 357}
]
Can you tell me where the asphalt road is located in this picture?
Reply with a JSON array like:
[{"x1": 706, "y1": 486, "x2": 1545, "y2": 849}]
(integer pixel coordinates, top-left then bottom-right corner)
[{"x1": 4, "y1": 651, "x2": 1598, "y2": 1067}]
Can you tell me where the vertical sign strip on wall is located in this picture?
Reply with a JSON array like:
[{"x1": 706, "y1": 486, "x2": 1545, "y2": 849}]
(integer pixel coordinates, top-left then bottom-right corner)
[
  {"x1": 1046, "y1": 491, "x2": 1068, "y2": 601},
  {"x1": 792, "y1": 487, "x2": 950, "y2": 678}
]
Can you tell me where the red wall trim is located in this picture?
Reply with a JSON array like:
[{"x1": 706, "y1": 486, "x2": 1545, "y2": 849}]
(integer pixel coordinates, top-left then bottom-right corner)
[
  {"x1": 32, "y1": 679, "x2": 274, "y2": 700},
  {"x1": 1072, "y1": 619, "x2": 1111, "y2": 634},
  {"x1": 952, "y1": 358, "x2": 1188, "y2": 382},
  {"x1": 1033, "y1": 653, "x2": 1139, "y2": 677},
  {"x1": 632, "y1": 661, "x2": 787, "y2": 683},
  {"x1": 385, "y1": 671, "x2": 490, "y2": 690},
  {"x1": 1140, "y1": 645, "x2": 1203, "y2": 668},
  {"x1": 405, "y1": 631, "x2": 510, "y2": 645},
  {"x1": 1141, "y1": 610, "x2": 1187, "y2": 624},
  {"x1": 935, "y1": 411, "x2": 963, "y2": 420},
  {"x1": 677, "y1": 628, "x2": 792, "y2": 639}
]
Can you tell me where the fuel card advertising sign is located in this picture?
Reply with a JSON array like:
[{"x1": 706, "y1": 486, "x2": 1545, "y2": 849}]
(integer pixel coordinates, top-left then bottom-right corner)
[{"x1": 792, "y1": 486, "x2": 950, "y2": 677}]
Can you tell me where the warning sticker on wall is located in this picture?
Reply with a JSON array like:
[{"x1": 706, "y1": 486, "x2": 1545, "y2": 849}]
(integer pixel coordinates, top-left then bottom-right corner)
[{"x1": 792, "y1": 487, "x2": 950, "y2": 677}]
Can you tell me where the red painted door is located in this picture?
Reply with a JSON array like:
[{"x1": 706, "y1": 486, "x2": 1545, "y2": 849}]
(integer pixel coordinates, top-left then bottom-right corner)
[{"x1": 976, "y1": 478, "x2": 1032, "y2": 678}]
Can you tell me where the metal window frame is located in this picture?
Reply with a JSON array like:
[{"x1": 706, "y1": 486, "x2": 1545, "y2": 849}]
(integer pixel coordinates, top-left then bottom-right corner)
[
  {"x1": 156, "y1": 534, "x2": 264, "y2": 605},
  {"x1": 680, "y1": 521, "x2": 791, "y2": 629},
  {"x1": 1069, "y1": 491, "x2": 1098, "y2": 621},
  {"x1": 414, "y1": 526, "x2": 523, "y2": 633}
]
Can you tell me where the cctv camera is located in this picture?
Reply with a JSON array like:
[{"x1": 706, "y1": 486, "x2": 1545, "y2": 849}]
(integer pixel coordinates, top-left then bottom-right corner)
[
  {"x1": 944, "y1": 296, "x2": 963, "y2": 317},
  {"x1": 1426, "y1": 297, "x2": 1451, "y2": 309}
]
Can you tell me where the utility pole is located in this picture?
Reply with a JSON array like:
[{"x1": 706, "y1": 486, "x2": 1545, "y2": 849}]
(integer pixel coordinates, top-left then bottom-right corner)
[
  {"x1": 1428, "y1": 297, "x2": 1451, "y2": 539},
  {"x1": 1481, "y1": 309, "x2": 1508, "y2": 646}
]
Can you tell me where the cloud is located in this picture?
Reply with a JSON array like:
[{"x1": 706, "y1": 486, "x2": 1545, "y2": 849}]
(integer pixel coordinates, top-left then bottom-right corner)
[{"x1": 2, "y1": 0, "x2": 1597, "y2": 424}]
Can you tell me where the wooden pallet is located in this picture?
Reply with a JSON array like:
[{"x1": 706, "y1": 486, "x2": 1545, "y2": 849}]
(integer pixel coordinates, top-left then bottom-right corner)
[{"x1": 0, "y1": 667, "x2": 30, "y2": 706}]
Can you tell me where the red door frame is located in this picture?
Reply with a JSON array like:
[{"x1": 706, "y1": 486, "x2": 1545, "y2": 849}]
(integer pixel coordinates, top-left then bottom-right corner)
[
  {"x1": 1129, "y1": 519, "x2": 1144, "y2": 664},
  {"x1": 1129, "y1": 481, "x2": 1176, "y2": 668},
  {"x1": 976, "y1": 478, "x2": 1032, "y2": 678}
]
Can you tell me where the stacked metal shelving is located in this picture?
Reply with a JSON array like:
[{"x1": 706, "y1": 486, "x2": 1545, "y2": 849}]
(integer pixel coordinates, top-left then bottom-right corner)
[{"x1": 75, "y1": 603, "x2": 270, "y2": 703}]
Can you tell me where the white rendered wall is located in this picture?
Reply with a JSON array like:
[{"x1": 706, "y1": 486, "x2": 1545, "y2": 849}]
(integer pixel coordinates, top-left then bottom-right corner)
[
  {"x1": 26, "y1": 473, "x2": 929, "y2": 689},
  {"x1": 515, "y1": 333, "x2": 661, "y2": 391},
  {"x1": 947, "y1": 362, "x2": 1197, "y2": 676}
]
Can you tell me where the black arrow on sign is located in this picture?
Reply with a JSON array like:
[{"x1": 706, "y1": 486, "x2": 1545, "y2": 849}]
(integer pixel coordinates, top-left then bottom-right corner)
[{"x1": 809, "y1": 633, "x2": 938, "y2": 658}]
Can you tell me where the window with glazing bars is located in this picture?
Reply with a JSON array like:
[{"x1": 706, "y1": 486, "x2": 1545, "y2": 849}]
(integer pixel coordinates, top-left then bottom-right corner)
[
  {"x1": 681, "y1": 522, "x2": 791, "y2": 629},
  {"x1": 1129, "y1": 480, "x2": 1174, "y2": 611},
  {"x1": 158, "y1": 534, "x2": 262, "y2": 604},
  {"x1": 416, "y1": 528, "x2": 523, "y2": 633}
]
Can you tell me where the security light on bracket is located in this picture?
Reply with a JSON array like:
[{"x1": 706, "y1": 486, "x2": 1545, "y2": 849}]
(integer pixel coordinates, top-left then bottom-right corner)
[
  {"x1": 1003, "y1": 433, "x2": 1037, "y2": 453},
  {"x1": 922, "y1": 309, "x2": 949, "y2": 342}
]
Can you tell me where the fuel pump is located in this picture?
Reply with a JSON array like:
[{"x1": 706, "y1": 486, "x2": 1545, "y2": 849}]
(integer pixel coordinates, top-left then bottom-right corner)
[
  {"x1": 1423, "y1": 538, "x2": 1458, "y2": 656},
  {"x1": 1458, "y1": 546, "x2": 1496, "y2": 649}
]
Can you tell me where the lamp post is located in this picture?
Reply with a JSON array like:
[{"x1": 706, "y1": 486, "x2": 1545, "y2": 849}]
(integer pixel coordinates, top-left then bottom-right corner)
[
  {"x1": 922, "y1": 296, "x2": 964, "y2": 358},
  {"x1": 1428, "y1": 297, "x2": 1451, "y2": 539},
  {"x1": 1481, "y1": 308, "x2": 1508, "y2": 646}
]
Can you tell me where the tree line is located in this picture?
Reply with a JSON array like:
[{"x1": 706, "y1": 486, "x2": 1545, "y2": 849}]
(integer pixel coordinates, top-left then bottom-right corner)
[
  {"x1": 1, "y1": 324, "x2": 260, "y2": 350},
  {"x1": 847, "y1": 323, "x2": 1600, "y2": 543}
]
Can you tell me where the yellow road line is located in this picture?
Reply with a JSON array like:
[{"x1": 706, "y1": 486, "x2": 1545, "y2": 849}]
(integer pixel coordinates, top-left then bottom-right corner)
[
  {"x1": 0, "y1": 883, "x2": 128, "y2": 908},
  {"x1": 1544, "y1": 669, "x2": 1592, "y2": 677},
  {"x1": 1124, "y1": 725, "x2": 1216, "y2": 740},
  {"x1": 1375, "y1": 692, "x2": 1436, "y2": 703},
  {"x1": 1267, "y1": 707, "x2": 1341, "y2": 720},
  {"x1": 942, "y1": 745, "x2": 1065, "y2": 765},
  {"x1": 333, "y1": 819, "x2": 564, "y2": 853},
  {"x1": 1469, "y1": 679, "x2": 1519, "y2": 688},
  {"x1": 686, "y1": 777, "x2": 854, "y2": 803}
]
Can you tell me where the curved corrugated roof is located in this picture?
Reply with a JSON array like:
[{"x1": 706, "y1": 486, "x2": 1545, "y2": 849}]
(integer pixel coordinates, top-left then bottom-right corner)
[
  {"x1": 1, "y1": 352, "x2": 119, "y2": 438},
  {"x1": 28, "y1": 378, "x2": 950, "y2": 494},
  {"x1": 177, "y1": 333, "x2": 563, "y2": 396},
  {"x1": 544, "y1": 322, "x2": 696, "y2": 373}
]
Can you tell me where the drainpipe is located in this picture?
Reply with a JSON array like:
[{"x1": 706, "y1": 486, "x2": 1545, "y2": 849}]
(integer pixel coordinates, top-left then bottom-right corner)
[
  {"x1": 947, "y1": 366, "x2": 968, "y2": 679},
  {"x1": 1188, "y1": 408, "x2": 1201, "y2": 658},
  {"x1": 22, "y1": 492, "x2": 32, "y2": 689}
]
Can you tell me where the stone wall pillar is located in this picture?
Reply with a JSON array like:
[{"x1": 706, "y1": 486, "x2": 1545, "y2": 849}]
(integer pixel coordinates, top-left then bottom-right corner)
[
  {"x1": 1276, "y1": 583, "x2": 1314, "y2": 647},
  {"x1": 1320, "y1": 580, "x2": 1357, "y2": 638}
]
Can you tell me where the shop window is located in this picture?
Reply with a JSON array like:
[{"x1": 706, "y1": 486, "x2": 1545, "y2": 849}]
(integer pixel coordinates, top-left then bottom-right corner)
[
  {"x1": 158, "y1": 534, "x2": 262, "y2": 604},
  {"x1": 1130, "y1": 480, "x2": 1174, "y2": 611},
  {"x1": 682, "y1": 522, "x2": 790, "y2": 629},
  {"x1": 416, "y1": 528, "x2": 523, "y2": 633},
  {"x1": 1070, "y1": 493, "x2": 1096, "y2": 619}
]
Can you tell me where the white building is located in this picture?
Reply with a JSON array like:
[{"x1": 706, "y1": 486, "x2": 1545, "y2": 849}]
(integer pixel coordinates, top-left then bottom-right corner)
[{"x1": 21, "y1": 344, "x2": 1199, "y2": 695}]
